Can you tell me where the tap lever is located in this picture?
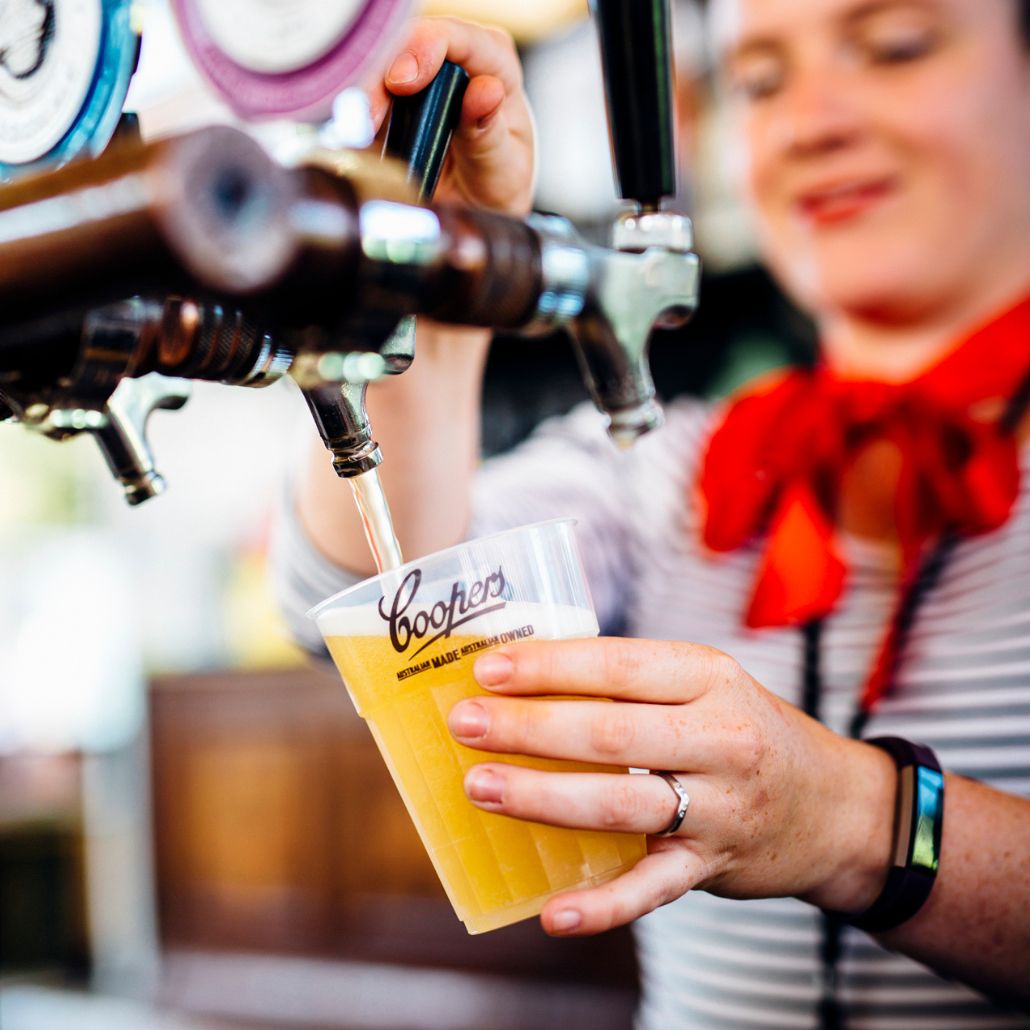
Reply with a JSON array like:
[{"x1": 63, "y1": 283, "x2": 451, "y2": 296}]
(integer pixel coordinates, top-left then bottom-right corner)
[
  {"x1": 384, "y1": 61, "x2": 470, "y2": 201},
  {"x1": 591, "y1": 0, "x2": 677, "y2": 210}
]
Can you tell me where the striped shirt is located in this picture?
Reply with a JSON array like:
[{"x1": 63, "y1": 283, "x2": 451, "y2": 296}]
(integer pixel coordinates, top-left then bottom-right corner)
[{"x1": 272, "y1": 398, "x2": 1030, "y2": 1028}]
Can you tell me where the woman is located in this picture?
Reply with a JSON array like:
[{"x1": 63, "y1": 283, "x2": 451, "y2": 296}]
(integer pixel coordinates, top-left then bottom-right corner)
[{"x1": 277, "y1": 0, "x2": 1030, "y2": 1024}]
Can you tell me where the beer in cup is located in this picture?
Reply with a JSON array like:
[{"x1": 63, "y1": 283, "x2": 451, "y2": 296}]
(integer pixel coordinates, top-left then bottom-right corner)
[{"x1": 309, "y1": 519, "x2": 647, "y2": 933}]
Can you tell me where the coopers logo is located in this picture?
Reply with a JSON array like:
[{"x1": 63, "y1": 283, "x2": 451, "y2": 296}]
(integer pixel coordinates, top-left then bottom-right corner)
[{"x1": 379, "y1": 567, "x2": 508, "y2": 658}]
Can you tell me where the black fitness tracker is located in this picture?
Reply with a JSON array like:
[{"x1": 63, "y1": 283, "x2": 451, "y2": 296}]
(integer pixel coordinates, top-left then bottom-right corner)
[{"x1": 831, "y1": 736, "x2": 945, "y2": 934}]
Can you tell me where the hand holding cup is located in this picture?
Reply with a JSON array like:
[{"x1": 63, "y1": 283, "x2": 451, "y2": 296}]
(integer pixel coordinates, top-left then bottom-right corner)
[{"x1": 449, "y1": 637, "x2": 897, "y2": 935}]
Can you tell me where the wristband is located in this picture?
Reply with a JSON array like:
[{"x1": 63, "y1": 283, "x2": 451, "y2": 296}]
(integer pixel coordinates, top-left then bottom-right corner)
[{"x1": 831, "y1": 736, "x2": 945, "y2": 934}]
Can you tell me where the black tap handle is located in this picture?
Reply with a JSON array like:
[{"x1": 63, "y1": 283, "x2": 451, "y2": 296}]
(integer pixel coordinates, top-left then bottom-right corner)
[
  {"x1": 383, "y1": 60, "x2": 470, "y2": 202},
  {"x1": 591, "y1": 0, "x2": 676, "y2": 209}
]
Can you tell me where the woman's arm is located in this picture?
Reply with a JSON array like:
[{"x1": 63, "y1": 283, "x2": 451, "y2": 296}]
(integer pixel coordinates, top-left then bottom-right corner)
[
  {"x1": 880, "y1": 773, "x2": 1030, "y2": 1007},
  {"x1": 445, "y1": 636, "x2": 1030, "y2": 1007}
]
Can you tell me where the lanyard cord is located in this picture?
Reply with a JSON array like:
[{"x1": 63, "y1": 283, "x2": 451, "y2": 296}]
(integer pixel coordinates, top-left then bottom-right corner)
[{"x1": 802, "y1": 533, "x2": 954, "y2": 1028}]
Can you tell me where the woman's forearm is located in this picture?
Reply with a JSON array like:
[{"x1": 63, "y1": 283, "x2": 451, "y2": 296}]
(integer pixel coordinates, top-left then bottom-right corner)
[
  {"x1": 877, "y1": 773, "x2": 1030, "y2": 1007},
  {"x1": 814, "y1": 737, "x2": 1030, "y2": 1005}
]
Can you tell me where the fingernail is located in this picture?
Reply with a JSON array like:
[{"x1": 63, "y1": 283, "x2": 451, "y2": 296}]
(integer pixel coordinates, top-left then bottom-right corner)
[
  {"x1": 550, "y1": 909, "x2": 582, "y2": 933},
  {"x1": 474, "y1": 653, "x2": 513, "y2": 686},
  {"x1": 466, "y1": 768, "x2": 504, "y2": 804},
  {"x1": 386, "y1": 52, "x2": 418, "y2": 85},
  {"x1": 450, "y1": 700, "x2": 489, "y2": 739}
]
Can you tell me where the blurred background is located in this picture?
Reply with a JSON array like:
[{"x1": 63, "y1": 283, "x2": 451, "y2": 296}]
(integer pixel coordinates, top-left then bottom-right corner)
[{"x1": 0, "y1": 1, "x2": 811, "y2": 1027}]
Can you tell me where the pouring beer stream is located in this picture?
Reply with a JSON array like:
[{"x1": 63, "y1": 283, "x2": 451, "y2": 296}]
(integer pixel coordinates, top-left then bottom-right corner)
[{"x1": 350, "y1": 467, "x2": 404, "y2": 572}]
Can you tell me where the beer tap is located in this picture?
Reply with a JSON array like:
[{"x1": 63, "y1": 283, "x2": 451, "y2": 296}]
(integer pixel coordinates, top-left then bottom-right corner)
[
  {"x1": 80, "y1": 118, "x2": 193, "y2": 505},
  {"x1": 54, "y1": 119, "x2": 197, "y2": 506},
  {"x1": 19, "y1": 297, "x2": 192, "y2": 505},
  {"x1": 2, "y1": 291, "x2": 291, "y2": 504},
  {"x1": 299, "y1": 60, "x2": 469, "y2": 479},
  {"x1": 557, "y1": 0, "x2": 700, "y2": 446},
  {"x1": 0, "y1": 124, "x2": 316, "y2": 503},
  {"x1": 95, "y1": 374, "x2": 192, "y2": 505}
]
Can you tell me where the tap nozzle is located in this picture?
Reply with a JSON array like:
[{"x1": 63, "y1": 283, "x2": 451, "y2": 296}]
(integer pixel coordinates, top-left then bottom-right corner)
[
  {"x1": 299, "y1": 316, "x2": 415, "y2": 478},
  {"x1": 95, "y1": 373, "x2": 191, "y2": 505},
  {"x1": 302, "y1": 381, "x2": 382, "y2": 479},
  {"x1": 607, "y1": 398, "x2": 665, "y2": 449}
]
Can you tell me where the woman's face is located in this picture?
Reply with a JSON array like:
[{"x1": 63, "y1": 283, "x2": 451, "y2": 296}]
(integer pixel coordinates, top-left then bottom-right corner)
[{"x1": 715, "y1": 0, "x2": 1030, "y2": 324}]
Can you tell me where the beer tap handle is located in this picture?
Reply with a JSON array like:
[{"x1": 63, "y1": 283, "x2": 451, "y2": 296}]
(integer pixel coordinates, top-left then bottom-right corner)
[
  {"x1": 591, "y1": 0, "x2": 677, "y2": 210},
  {"x1": 383, "y1": 60, "x2": 470, "y2": 201},
  {"x1": 94, "y1": 373, "x2": 191, "y2": 505}
]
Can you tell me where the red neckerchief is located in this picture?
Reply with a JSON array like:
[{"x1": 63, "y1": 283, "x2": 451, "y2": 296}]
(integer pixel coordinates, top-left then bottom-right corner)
[{"x1": 699, "y1": 294, "x2": 1030, "y2": 711}]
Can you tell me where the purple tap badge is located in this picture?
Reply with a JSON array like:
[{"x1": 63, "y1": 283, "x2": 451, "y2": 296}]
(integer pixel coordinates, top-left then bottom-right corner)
[{"x1": 171, "y1": 0, "x2": 412, "y2": 121}]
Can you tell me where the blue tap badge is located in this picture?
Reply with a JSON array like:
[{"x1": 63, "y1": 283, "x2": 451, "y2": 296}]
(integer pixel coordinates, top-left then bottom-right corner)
[{"x1": 0, "y1": 0, "x2": 137, "y2": 180}]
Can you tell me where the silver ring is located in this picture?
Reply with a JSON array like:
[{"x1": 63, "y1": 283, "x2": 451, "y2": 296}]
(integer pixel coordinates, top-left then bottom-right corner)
[{"x1": 652, "y1": 771, "x2": 690, "y2": 837}]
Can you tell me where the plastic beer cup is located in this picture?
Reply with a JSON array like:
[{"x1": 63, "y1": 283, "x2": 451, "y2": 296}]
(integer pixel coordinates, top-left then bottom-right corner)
[{"x1": 309, "y1": 519, "x2": 647, "y2": 934}]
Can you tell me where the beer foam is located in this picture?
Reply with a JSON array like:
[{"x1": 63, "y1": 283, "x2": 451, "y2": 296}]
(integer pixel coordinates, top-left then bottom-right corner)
[{"x1": 316, "y1": 599, "x2": 598, "y2": 642}]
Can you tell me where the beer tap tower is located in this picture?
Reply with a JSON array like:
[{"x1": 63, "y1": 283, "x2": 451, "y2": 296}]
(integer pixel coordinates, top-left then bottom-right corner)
[{"x1": 0, "y1": 0, "x2": 701, "y2": 499}]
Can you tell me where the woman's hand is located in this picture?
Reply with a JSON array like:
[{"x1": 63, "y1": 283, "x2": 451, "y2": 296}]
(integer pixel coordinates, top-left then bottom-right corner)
[
  {"x1": 369, "y1": 16, "x2": 536, "y2": 217},
  {"x1": 447, "y1": 637, "x2": 897, "y2": 936}
]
